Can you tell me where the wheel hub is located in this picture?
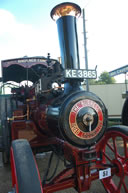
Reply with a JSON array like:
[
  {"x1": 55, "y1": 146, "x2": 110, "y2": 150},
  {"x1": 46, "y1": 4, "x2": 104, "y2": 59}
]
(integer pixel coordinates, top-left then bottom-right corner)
[
  {"x1": 69, "y1": 99, "x2": 103, "y2": 140},
  {"x1": 112, "y1": 158, "x2": 128, "y2": 177},
  {"x1": 83, "y1": 114, "x2": 94, "y2": 126}
]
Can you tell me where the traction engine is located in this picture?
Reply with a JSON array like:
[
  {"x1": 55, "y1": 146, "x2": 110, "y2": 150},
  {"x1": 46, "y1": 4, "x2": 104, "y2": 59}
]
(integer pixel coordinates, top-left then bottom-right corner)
[{"x1": 2, "y1": 2, "x2": 128, "y2": 193}]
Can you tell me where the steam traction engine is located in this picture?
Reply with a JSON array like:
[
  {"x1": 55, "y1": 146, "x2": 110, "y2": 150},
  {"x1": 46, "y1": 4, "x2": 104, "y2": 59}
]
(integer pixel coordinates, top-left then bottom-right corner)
[{"x1": 4, "y1": 2, "x2": 128, "y2": 193}]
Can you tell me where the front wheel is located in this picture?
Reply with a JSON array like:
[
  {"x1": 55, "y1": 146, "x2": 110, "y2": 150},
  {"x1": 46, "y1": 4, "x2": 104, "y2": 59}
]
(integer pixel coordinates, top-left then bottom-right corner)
[{"x1": 10, "y1": 139, "x2": 43, "y2": 193}]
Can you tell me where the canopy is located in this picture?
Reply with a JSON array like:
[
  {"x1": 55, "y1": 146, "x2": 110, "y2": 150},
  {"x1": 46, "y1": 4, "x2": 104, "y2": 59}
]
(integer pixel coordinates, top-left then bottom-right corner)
[{"x1": 1, "y1": 56, "x2": 57, "y2": 83}]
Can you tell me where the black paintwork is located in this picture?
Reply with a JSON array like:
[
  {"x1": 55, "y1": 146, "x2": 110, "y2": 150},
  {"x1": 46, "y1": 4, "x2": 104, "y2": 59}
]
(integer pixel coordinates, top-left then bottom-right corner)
[{"x1": 57, "y1": 15, "x2": 80, "y2": 70}]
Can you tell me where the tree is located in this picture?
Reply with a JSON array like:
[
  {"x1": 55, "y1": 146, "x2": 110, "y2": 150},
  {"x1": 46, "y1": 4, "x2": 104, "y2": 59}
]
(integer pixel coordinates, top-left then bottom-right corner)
[
  {"x1": 89, "y1": 71, "x2": 116, "y2": 85},
  {"x1": 98, "y1": 71, "x2": 116, "y2": 84},
  {"x1": 88, "y1": 79, "x2": 98, "y2": 85}
]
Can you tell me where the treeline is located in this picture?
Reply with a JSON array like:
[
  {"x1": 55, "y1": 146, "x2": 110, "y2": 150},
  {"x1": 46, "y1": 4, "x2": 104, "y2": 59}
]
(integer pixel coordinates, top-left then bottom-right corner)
[{"x1": 89, "y1": 71, "x2": 116, "y2": 85}]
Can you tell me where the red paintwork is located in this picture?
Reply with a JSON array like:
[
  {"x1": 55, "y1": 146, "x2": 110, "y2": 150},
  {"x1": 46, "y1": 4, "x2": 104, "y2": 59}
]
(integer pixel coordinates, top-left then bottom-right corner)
[
  {"x1": 11, "y1": 119, "x2": 60, "y2": 148},
  {"x1": 10, "y1": 147, "x2": 19, "y2": 193},
  {"x1": 10, "y1": 146, "x2": 44, "y2": 193},
  {"x1": 9, "y1": 92, "x2": 128, "y2": 192},
  {"x1": 42, "y1": 139, "x2": 118, "y2": 193},
  {"x1": 69, "y1": 99, "x2": 103, "y2": 140},
  {"x1": 98, "y1": 130, "x2": 128, "y2": 192},
  {"x1": 10, "y1": 115, "x2": 128, "y2": 193}
]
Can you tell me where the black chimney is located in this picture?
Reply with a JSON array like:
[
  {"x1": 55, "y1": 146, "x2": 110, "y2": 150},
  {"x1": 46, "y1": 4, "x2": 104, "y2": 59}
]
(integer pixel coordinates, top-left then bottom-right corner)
[{"x1": 51, "y1": 2, "x2": 81, "y2": 70}]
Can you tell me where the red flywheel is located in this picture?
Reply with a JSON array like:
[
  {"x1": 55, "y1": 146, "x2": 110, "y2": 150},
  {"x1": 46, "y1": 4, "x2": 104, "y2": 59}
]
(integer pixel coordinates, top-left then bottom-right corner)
[{"x1": 100, "y1": 125, "x2": 128, "y2": 193}]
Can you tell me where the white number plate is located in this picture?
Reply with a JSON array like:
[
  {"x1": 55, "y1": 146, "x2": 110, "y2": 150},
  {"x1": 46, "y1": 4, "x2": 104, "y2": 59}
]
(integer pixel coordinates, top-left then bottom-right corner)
[
  {"x1": 64, "y1": 69, "x2": 97, "y2": 79},
  {"x1": 99, "y1": 168, "x2": 111, "y2": 179}
]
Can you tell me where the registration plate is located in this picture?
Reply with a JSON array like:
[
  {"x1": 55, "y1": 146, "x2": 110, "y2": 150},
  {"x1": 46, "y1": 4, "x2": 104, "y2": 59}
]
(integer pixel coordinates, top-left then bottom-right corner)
[
  {"x1": 64, "y1": 69, "x2": 97, "y2": 79},
  {"x1": 99, "y1": 168, "x2": 111, "y2": 179}
]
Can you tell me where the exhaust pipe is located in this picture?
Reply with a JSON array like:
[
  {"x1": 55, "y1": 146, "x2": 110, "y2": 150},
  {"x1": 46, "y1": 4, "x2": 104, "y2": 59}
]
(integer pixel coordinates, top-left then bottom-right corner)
[
  {"x1": 51, "y1": 2, "x2": 82, "y2": 93},
  {"x1": 51, "y1": 2, "x2": 97, "y2": 93},
  {"x1": 51, "y1": 2, "x2": 81, "y2": 70}
]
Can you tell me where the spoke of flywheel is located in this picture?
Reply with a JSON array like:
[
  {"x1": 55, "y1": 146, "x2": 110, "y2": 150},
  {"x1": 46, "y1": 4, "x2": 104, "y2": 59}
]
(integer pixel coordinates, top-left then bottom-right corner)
[
  {"x1": 107, "y1": 138, "x2": 123, "y2": 159},
  {"x1": 123, "y1": 180, "x2": 128, "y2": 192},
  {"x1": 124, "y1": 140, "x2": 128, "y2": 158},
  {"x1": 102, "y1": 151, "x2": 113, "y2": 163},
  {"x1": 106, "y1": 141, "x2": 120, "y2": 158},
  {"x1": 106, "y1": 141, "x2": 115, "y2": 153},
  {"x1": 112, "y1": 137, "x2": 118, "y2": 159},
  {"x1": 117, "y1": 178, "x2": 123, "y2": 193}
]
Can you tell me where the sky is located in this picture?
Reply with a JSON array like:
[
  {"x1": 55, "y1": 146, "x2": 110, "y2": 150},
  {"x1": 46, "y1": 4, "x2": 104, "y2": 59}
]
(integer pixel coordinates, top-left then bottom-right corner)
[{"x1": 0, "y1": 0, "x2": 128, "y2": 83}]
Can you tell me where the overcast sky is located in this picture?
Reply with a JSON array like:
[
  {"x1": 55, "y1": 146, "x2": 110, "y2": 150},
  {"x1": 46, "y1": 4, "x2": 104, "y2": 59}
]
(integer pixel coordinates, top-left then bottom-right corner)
[{"x1": 0, "y1": 0, "x2": 128, "y2": 82}]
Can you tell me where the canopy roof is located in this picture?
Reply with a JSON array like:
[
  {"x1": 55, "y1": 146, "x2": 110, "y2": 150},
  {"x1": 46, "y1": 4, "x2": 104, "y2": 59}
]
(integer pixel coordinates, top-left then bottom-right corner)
[{"x1": 1, "y1": 56, "x2": 57, "y2": 83}]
